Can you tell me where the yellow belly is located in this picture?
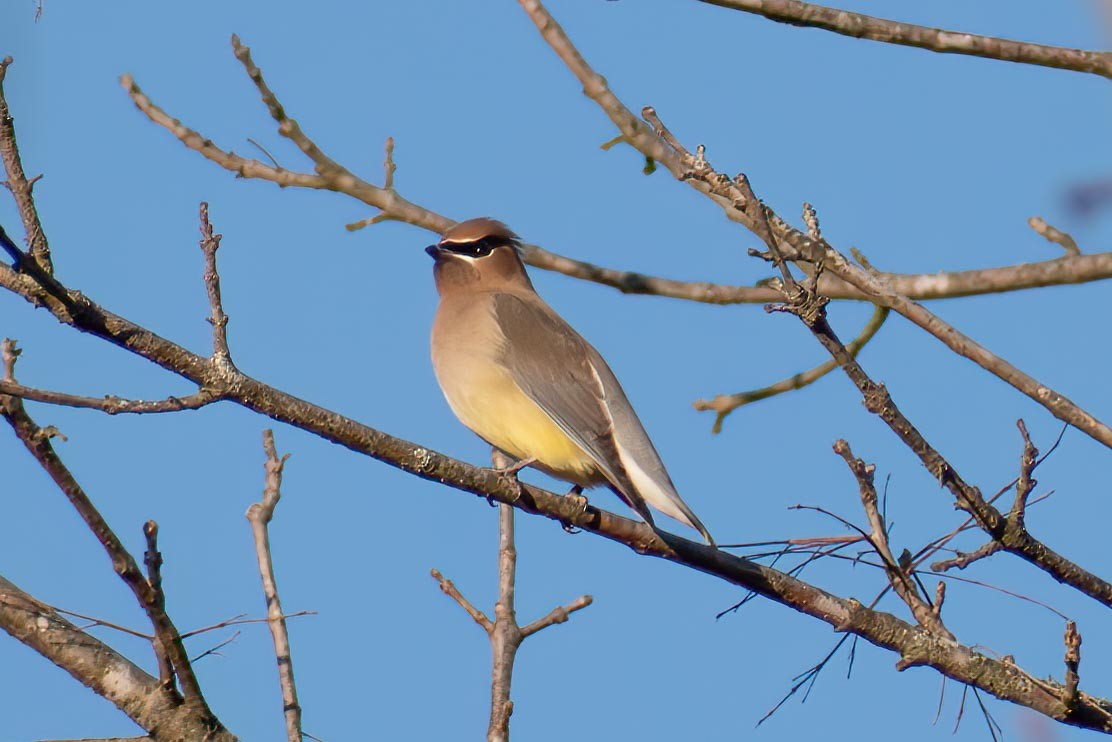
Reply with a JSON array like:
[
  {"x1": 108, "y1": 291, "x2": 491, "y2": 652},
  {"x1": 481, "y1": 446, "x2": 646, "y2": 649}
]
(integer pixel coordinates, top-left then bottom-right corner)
[{"x1": 435, "y1": 357, "x2": 599, "y2": 485}]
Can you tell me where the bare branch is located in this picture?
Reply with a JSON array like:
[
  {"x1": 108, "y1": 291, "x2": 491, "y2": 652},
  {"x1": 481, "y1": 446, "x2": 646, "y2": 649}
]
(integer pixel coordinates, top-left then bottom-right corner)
[
  {"x1": 115, "y1": 37, "x2": 1112, "y2": 308},
  {"x1": 0, "y1": 379, "x2": 219, "y2": 414},
  {"x1": 1029, "y1": 217, "x2": 1081, "y2": 256},
  {"x1": 930, "y1": 541, "x2": 1003, "y2": 573},
  {"x1": 489, "y1": 504, "x2": 520, "y2": 742},
  {"x1": 0, "y1": 56, "x2": 51, "y2": 272},
  {"x1": 199, "y1": 202, "x2": 233, "y2": 368},
  {"x1": 142, "y1": 520, "x2": 175, "y2": 689},
  {"x1": 833, "y1": 440, "x2": 952, "y2": 638},
  {"x1": 246, "y1": 430, "x2": 302, "y2": 742},
  {"x1": 518, "y1": 0, "x2": 1112, "y2": 453},
  {"x1": 696, "y1": 0, "x2": 1112, "y2": 79},
  {"x1": 0, "y1": 575, "x2": 234, "y2": 741},
  {"x1": 1063, "y1": 621, "x2": 1082, "y2": 711},
  {"x1": 180, "y1": 610, "x2": 315, "y2": 640},
  {"x1": 1011, "y1": 419, "x2": 1039, "y2": 530},
  {"x1": 381, "y1": 135, "x2": 396, "y2": 190},
  {"x1": 694, "y1": 305, "x2": 888, "y2": 431},
  {"x1": 2, "y1": 36, "x2": 1109, "y2": 732},
  {"x1": 0, "y1": 391, "x2": 221, "y2": 727},
  {"x1": 4, "y1": 230, "x2": 1111, "y2": 732},
  {"x1": 2, "y1": 337, "x2": 19, "y2": 380},
  {"x1": 430, "y1": 568, "x2": 494, "y2": 634},
  {"x1": 520, "y1": 595, "x2": 593, "y2": 638}
]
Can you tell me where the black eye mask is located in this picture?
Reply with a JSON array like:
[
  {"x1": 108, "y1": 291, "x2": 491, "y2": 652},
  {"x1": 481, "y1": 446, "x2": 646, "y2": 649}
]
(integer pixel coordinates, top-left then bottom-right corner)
[{"x1": 441, "y1": 235, "x2": 513, "y2": 257}]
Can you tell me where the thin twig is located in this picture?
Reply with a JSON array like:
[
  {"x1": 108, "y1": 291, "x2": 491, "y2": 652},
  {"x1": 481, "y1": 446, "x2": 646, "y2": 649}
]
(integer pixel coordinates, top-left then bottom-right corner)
[
  {"x1": 1029, "y1": 217, "x2": 1081, "y2": 256},
  {"x1": 246, "y1": 430, "x2": 302, "y2": 742},
  {"x1": 199, "y1": 202, "x2": 233, "y2": 369},
  {"x1": 430, "y1": 569, "x2": 493, "y2": 633},
  {"x1": 0, "y1": 379, "x2": 219, "y2": 414},
  {"x1": 1063, "y1": 621, "x2": 1081, "y2": 712},
  {"x1": 696, "y1": 0, "x2": 1112, "y2": 79},
  {"x1": 930, "y1": 541, "x2": 1002, "y2": 573},
  {"x1": 142, "y1": 521, "x2": 175, "y2": 690},
  {"x1": 1012, "y1": 419, "x2": 1039, "y2": 530},
  {"x1": 116, "y1": 42, "x2": 1112, "y2": 306},
  {"x1": 694, "y1": 305, "x2": 888, "y2": 432},
  {"x1": 833, "y1": 440, "x2": 952, "y2": 637},
  {"x1": 190, "y1": 630, "x2": 240, "y2": 663},
  {"x1": 180, "y1": 610, "x2": 316, "y2": 640},
  {"x1": 0, "y1": 55, "x2": 51, "y2": 273}
]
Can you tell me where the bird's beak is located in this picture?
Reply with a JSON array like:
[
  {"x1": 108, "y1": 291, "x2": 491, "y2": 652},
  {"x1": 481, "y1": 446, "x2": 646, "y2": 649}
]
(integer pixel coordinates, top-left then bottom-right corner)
[{"x1": 425, "y1": 244, "x2": 442, "y2": 259}]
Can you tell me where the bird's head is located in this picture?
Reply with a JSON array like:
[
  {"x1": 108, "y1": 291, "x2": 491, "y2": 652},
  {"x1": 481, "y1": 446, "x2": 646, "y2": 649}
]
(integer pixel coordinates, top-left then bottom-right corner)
[{"x1": 426, "y1": 218, "x2": 533, "y2": 294}]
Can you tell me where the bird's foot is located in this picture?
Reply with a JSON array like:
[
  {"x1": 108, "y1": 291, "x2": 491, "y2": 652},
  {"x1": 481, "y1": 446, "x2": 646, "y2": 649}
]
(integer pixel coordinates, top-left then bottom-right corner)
[
  {"x1": 492, "y1": 455, "x2": 537, "y2": 478},
  {"x1": 561, "y1": 484, "x2": 589, "y2": 533}
]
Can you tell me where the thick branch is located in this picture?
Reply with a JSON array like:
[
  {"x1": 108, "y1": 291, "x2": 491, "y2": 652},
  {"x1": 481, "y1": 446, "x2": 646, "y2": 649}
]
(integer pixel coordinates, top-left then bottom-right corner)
[
  {"x1": 0, "y1": 391, "x2": 221, "y2": 727},
  {"x1": 0, "y1": 574, "x2": 235, "y2": 741},
  {"x1": 696, "y1": 0, "x2": 1112, "y2": 79},
  {"x1": 2, "y1": 259, "x2": 1109, "y2": 731}
]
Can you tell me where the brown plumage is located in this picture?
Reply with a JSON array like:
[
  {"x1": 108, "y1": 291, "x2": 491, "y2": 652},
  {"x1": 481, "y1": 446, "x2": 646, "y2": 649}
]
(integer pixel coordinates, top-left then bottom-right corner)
[{"x1": 427, "y1": 218, "x2": 714, "y2": 545}]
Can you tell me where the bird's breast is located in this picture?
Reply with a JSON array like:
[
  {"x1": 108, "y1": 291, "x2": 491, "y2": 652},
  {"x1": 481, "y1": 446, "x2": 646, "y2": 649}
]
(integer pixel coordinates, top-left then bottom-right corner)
[{"x1": 431, "y1": 298, "x2": 600, "y2": 485}]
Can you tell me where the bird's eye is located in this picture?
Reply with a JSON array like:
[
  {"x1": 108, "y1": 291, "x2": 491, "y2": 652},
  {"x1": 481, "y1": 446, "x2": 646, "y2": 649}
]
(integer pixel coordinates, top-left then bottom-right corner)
[
  {"x1": 444, "y1": 236, "x2": 509, "y2": 257},
  {"x1": 466, "y1": 238, "x2": 495, "y2": 257}
]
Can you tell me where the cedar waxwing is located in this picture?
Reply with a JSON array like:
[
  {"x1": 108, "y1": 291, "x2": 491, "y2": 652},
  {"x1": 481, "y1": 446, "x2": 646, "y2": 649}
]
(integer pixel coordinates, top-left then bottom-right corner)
[{"x1": 426, "y1": 218, "x2": 714, "y2": 545}]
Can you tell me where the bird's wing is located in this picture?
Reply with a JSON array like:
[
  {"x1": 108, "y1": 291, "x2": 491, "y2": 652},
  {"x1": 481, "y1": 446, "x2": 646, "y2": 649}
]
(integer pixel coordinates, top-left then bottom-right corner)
[
  {"x1": 493, "y1": 292, "x2": 714, "y2": 544},
  {"x1": 491, "y1": 293, "x2": 651, "y2": 519}
]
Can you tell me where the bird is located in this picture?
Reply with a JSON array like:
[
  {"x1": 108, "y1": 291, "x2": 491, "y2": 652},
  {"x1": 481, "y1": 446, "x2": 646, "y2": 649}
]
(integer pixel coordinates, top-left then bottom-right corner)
[{"x1": 426, "y1": 217, "x2": 714, "y2": 545}]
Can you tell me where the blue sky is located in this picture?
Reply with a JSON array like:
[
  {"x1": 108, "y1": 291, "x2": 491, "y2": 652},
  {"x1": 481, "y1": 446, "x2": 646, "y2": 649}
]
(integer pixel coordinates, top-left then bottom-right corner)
[{"x1": 2, "y1": 1, "x2": 1111, "y2": 740}]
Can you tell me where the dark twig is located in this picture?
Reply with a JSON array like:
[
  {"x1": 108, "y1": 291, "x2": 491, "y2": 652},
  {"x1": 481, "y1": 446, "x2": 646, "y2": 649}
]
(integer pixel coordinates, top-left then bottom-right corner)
[
  {"x1": 1063, "y1": 621, "x2": 1082, "y2": 712},
  {"x1": 833, "y1": 440, "x2": 952, "y2": 638},
  {"x1": 190, "y1": 630, "x2": 240, "y2": 663},
  {"x1": 0, "y1": 56, "x2": 51, "y2": 273},
  {"x1": 694, "y1": 305, "x2": 888, "y2": 432},
  {"x1": 696, "y1": 0, "x2": 1112, "y2": 80},
  {"x1": 246, "y1": 430, "x2": 302, "y2": 742}
]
